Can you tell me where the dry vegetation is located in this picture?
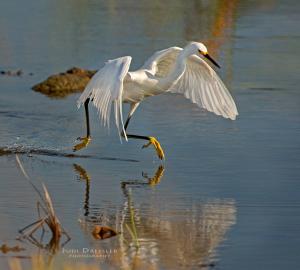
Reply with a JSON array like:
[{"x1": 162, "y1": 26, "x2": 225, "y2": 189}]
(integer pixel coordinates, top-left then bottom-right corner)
[{"x1": 15, "y1": 155, "x2": 70, "y2": 252}]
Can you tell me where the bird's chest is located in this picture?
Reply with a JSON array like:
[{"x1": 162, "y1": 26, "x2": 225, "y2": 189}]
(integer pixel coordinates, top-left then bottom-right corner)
[{"x1": 122, "y1": 71, "x2": 164, "y2": 103}]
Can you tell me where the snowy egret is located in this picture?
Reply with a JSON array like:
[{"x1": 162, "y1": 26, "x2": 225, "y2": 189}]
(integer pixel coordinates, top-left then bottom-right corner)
[{"x1": 73, "y1": 42, "x2": 238, "y2": 159}]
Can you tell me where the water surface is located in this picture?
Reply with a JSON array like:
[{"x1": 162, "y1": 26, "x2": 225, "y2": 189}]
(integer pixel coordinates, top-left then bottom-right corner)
[{"x1": 0, "y1": 0, "x2": 299, "y2": 269}]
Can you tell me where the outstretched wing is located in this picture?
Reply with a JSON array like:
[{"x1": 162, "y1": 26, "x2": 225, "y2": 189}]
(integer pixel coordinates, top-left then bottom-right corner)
[
  {"x1": 77, "y1": 56, "x2": 132, "y2": 140},
  {"x1": 144, "y1": 47, "x2": 238, "y2": 120},
  {"x1": 169, "y1": 54, "x2": 238, "y2": 120},
  {"x1": 142, "y1": 46, "x2": 182, "y2": 77}
]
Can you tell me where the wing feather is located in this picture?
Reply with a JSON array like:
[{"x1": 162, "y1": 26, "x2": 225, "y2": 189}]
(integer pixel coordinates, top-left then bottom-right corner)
[
  {"x1": 144, "y1": 46, "x2": 238, "y2": 120},
  {"x1": 169, "y1": 54, "x2": 238, "y2": 120},
  {"x1": 77, "y1": 56, "x2": 132, "y2": 140},
  {"x1": 142, "y1": 47, "x2": 182, "y2": 77}
]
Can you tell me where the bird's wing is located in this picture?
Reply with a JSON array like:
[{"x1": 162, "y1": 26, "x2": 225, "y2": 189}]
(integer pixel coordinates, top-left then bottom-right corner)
[
  {"x1": 143, "y1": 46, "x2": 238, "y2": 120},
  {"x1": 142, "y1": 46, "x2": 182, "y2": 77},
  {"x1": 169, "y1": 54, "x2": 238, "y2": 120},
  {"x1": 77, "y1": 56, "x2": 132, "y2": 140}
]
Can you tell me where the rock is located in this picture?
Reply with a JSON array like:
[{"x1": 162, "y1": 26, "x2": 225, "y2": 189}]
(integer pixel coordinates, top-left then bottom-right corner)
[
  {"x1": 92, "y1": 225, "x2": 118, "y2": 240},
  {"x1": 0, "y1": 69, "x2": 23, "y2": 76},
  {"x1": 32, "y1": 67, "x2": 96, "y2": 98},
  {"x1": 0, "y1": 244, "x2": 25, "y2": 253}
]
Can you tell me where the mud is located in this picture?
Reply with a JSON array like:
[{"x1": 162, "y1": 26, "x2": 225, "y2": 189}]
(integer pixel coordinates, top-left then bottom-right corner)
[{"x1": 32, "y1": 67, "x2": 96, "y2": 98}]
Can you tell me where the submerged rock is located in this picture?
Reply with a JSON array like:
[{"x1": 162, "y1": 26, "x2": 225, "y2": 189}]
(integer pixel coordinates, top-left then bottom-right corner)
[
  {"x1": 0, "y1": 69, "x2": 23, "y2": 76},
  {"x1": 0, "y1": 244, "x2": 25, "y2": 253},
  {"x1": 32, "y1": 67, "x2": 96, "y2": 98},
  {"x1": 92, "y1": 225, "x2": 118, "y2": 240}
]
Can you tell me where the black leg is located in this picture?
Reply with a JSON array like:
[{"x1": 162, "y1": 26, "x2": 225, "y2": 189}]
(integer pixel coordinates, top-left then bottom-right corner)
[
  {"x1": 73, "y1": 98, "x2": 92, "y2": 152},
  {"x1": 122, "y1": 106, "x2": 165, "y2": 160},
  {"x1": 122, "y1": 115, "x2": 149, "y2": 141},
  {"x1": 84, "y1": 98, "x2": 91, "y2": 137}
]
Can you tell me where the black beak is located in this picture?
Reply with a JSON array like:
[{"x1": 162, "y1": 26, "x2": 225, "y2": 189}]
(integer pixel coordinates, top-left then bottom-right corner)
[{"x1": 205, "y1": 54, "x2": 221, "y2": 68}]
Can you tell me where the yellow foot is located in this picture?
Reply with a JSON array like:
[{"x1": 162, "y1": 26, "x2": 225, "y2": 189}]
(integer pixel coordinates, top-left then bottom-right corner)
[
  {"x1": 142, "y1": 137, "x2": 165, "y2": 160},
  {"x1": 73, "y1": 136, "x2": 91, "y2": 152},
  {"x1": 148, "y1": 165, "x2": 165, "y2": 186},
  {"x1": 73, "y1": 164, "x2": 91, "y2": 181}
]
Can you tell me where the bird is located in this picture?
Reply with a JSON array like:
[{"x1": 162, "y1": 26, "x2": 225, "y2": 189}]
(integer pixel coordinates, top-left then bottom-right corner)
[{"x1": 73, "y1": 42, "x2": 238, "y2": 160}]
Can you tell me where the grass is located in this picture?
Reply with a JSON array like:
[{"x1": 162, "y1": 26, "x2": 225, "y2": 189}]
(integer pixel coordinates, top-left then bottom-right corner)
[{"x1": 15, "y1": 155, "x2": 70, "y2": 252}]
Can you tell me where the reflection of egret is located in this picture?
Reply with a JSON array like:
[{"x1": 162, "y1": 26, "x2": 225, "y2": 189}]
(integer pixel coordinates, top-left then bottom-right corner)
[
  {"x1": 121, "y1": 165, "x2": 165, "y2": 189},
  {"x1": 74, "y1": 163, "x2": 119, "y2": 242},
  {"x1": 75, "y1": 164, "x2": 164, "y2": 226},
  {"x1": 135, "y1": 200, "x2": 236, "y2": 269},
  {"x1": 116, "y1": 199, "x2": 236, "y2": 269},
  {"x1": 73, "y1": 164, "x2": 91, "y2": 217},
  {"x1": 74, "y1": 165, "x2": 235, "y2": 269},
  {"x1": 73, "y1": 42, "x2": 238, "y2": 159},
  {"x1": 118, "y1": 171, "x2": 236, "y2": 269},
  {"x1": 74, "y1": 164, "x2": 165, "y2": 247}
]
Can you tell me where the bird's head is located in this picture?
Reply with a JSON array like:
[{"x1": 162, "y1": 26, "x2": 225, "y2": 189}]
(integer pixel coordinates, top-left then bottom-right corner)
[{"x1": 191, "y1": 42, "x2": 220, "y2": 68}]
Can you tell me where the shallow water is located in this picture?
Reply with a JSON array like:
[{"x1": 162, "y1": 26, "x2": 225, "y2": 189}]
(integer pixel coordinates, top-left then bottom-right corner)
[{"x1": 0, "y1": 0, "x2": 299, "y2": 269}]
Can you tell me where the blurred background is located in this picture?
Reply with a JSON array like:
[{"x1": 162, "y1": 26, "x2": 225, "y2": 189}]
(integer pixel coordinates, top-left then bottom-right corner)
[{"x1": 0, "y1": 0, "x2": 299, "y2": 269}]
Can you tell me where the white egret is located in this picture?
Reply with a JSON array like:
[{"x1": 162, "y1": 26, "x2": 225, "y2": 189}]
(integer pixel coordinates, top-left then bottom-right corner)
[{"x1": 73, "y1": 42, "x2": 238, "y2": 159}]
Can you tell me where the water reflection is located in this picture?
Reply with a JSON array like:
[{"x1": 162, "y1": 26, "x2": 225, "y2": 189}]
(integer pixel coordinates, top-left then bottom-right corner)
[
  {"x1": 121, "y1": 165, "x2": 165, "y2": 189},
  {"x1": 73, "y1": 164, "x2": 91, "y2": 217},
  {"x1": 16, "y1": 160, "x2": 71, "y2": 257},
  {"x1": 75, "y1": 164, "x2": 236, "y2": 269}
]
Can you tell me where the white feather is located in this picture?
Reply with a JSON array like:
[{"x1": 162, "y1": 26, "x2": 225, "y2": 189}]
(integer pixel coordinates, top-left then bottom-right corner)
[
  {"x1": 77, "y1": 43, "x2": 238, "y2": 145},
  {"x1": 144, "y1": 46, "x2": 238, "y2": 120},
  {"x1": 77, "y1": 56, "x2": 132, "y2": 140}
]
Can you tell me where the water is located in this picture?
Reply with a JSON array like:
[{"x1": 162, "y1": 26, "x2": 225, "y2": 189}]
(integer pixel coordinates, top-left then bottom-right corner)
[{"x1": 0, "y1": 0, "x2": 299, "y2": 269}]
